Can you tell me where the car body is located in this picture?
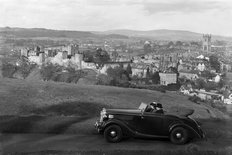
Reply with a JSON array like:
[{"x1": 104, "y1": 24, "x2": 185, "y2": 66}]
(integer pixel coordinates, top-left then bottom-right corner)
[{"x1": 95, "y1": 102, "x2": 205, "y2": 144}]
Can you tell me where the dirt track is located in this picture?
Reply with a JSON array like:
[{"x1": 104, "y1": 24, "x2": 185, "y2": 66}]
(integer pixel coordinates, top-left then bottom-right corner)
[
  {"x1": 0, "y1": 116, "x2": 232, "y2": 155},
  {"x1": 1, "y1": 133, "x2": 232, "y2": 155}
]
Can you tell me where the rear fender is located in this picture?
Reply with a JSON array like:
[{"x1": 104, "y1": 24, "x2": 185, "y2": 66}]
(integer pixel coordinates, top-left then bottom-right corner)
[
  {"x1": 169, "y1": 123, "x2": 201, "y2": 139},
  {"x1": 104, "y1": 119, "x2": 136, "y2": 137}
]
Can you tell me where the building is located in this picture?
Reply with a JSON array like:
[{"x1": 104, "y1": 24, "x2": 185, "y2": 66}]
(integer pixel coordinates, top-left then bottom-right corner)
[
  {"x1": 131, "y1": 63, "x2": 149, "y2": 78},
  {"x1": 178, "y1": 63, "x2": 193, "y2": 71},
  {"x1": 220, "y1": 61, "x2": 231, "y2": 72},
  {"x1": 179, "y1": 70, "x2": 199, "y2": 80},
  {"x1": 21, "y1": 48, "x2": 29, "y2": 57},
  {"x1": 159, "y1": 54, "x2": 178, "y2": 71},
  {"x1": 196, "y1": 90, "x2": 224, "y2": 101},
  {"x1": 100, "y1": 62, "x2": 131, "y2": 75},
  {"x1": 179, "y1": 85, "x2": 193, "y2": 95},
  {"x1": 225, "y1": 72, "x2": 232, "y2": 86},
  {"x1": 159, "y1": 72, "x2": 177, "y2": 85},
  {"x1": 202, "y1": 34, "x2": 211, "y2": 52},
  {"x1": 62, "y1": 44, "x2": 79, "y2": 56},
  {"x1": 197, "y1": 63, "x2": 206, "y2": 71}
]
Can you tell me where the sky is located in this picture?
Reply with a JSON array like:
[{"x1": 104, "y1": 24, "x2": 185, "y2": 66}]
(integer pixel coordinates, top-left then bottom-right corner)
[{"x1": 1, "y1": 0, "x2": 232, "y2": 36}]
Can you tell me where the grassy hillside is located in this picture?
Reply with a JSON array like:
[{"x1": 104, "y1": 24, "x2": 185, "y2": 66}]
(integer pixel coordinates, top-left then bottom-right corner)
[{"x1": 0, "y1": 78, "x2": 227, "y2": 119}]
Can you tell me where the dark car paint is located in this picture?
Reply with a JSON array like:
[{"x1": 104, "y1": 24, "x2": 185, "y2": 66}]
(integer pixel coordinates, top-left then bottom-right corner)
[{"x1": 95, "y1": 108, "x2": 204, "y2": 140}]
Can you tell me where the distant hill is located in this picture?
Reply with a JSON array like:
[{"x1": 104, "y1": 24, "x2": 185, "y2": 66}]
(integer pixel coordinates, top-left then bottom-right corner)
[
  {"x1": 0, "y1": 27, "x2": 128, "y2": 39},
  {"x1": 1, "y1": 27, "x2": 232, "y2": 41},
  {"x1": 99, "y1": 29, "x2": 232, "y2": 41},
  {"x1": 104, "y1": 34, "x2": 129, "y2": 39}
]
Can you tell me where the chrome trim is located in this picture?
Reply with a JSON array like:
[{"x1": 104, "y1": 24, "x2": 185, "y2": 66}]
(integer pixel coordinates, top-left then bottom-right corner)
[{"x1": 176, "y1": 133, "x2": 182, "y2": 138}]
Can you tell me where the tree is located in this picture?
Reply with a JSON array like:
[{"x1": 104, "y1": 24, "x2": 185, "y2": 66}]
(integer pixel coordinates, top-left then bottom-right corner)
[
  {"x1": 167, "y1": 41, "x2": 174, "y2": 48},
  {"x1": 119, "y1": 63, "x2": 123, "y2": 69},
  {"x1": 97, "y1": 74, "x2": 112, "y2": 85},
  {"x1": 151, "y1": 71, "x2": 160, "y2": 84},
  {"x1": 118, "y1": 74, "x2": 130, "y2": 87},
  {"x1": 178, "y1": 76, "x2": 188, "y2": 85},
  {"x1": 83, "y1": 50, "x2": 94, "y2": 62},
  {"x1": 111, "y1": 51, "x2": 119, "y2": 61},
  {"x1": 40, "y1": 63, "x2": 62, "y2": 81},
  {"x1": 168, "y1": 66, "x2": 178, "y2": 73},
  {"x1": 209, "y1": 55, "x2": 221, "y2": 72},
  {"x1": 204, "y1": 81, "x2": 218, "y2": 91},
  {"x1": 40, "y1": 63, "x2": 86, "y2": 83},
  {"x1": 194, "y1": 78, "x2": 207, "y2": 89},
  {"x1": 200, "y1": 70, "x2": 216, "y2": 79},
  {"x1": 106, "y1": 66, "x2": 129, "y2": 87},
  {"x1": 17, "y1": 57, "x2": 35, "y2": 79},
  {"x1": 175, "y1": 41, "x2": 183, "y2": 47},
  {"x1": 190, "y1": 41, "x2": 201, "y2": 47},
  {"x1": 218, "y1": 79, "x2": 225, "y2": 88},
  {"x1": 126, "y1": 64, "x2": 132, "y2": 75},
  {"x1": 2, "y1": 62, "x2": 17, "y2": 78},
  {"x1": 94, "y1": 48, "x2": 110, "y2": 69},
  {"x1": 146, "y1": 67, "x2": 150, "y2": 78}
]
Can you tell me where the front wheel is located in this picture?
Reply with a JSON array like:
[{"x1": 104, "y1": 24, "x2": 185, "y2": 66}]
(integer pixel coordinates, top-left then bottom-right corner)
[
  {"x1": 104, "y1": 125, "x2": 123, "y2": 143},
  {"x1": 170, "y1": 127, "x2": 189, "y2": 145}
]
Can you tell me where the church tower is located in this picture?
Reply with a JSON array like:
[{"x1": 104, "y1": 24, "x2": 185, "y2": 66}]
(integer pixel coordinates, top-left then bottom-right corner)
[{"x1": 202, "y1": 34, "x2": 211, "y2": 52}]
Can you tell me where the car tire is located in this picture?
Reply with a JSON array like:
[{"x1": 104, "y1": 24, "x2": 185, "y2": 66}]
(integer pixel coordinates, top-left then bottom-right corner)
[
  {"x1": 170, "y1": 127, "x2": 189, "y2": 145},
  {"x1": 104, "y1": 125, "x2": 123, "y2": 143}
]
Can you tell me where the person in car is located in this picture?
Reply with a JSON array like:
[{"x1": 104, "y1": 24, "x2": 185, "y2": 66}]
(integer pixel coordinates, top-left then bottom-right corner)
[
  {"x1": 146, "y1": 102, "x2": 157, "y2": 112},
  {"x1": 148, "y1": 102, "x2": 164, "y2": 114},
  {"x1": 155, "y1": 103, "x2": 164, "y2": 114}
]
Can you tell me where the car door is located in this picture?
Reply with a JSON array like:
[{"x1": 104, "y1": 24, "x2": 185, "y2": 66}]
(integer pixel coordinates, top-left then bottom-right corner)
[
  {"x1": 135, "y1": 112, "x2": 164, "y2": 136},
  {"x1": 115, "y1": 114, "x2": 138, "y2": 130}
]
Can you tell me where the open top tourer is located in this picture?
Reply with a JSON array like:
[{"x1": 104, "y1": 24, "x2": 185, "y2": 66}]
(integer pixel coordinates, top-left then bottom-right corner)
[{"x1": 95, "y1": 102, "x2": 205, "y2": 144}]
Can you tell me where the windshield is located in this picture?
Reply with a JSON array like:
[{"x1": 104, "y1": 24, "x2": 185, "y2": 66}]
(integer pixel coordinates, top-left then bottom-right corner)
[{"x1": 138, "y1": 102, "x2": 148, "y2": 111}]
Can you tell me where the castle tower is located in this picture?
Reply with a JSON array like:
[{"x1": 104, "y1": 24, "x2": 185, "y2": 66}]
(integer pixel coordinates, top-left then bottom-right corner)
[
  {"x1": 202, "y1": 34, "x2": 211, "y2": 52},
  {"x1": 39, "y1": 52, "x2": 45, "y2": 64}
]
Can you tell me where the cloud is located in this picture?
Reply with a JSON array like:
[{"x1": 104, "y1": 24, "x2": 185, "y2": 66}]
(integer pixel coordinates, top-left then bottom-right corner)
[
  {"x1": 142, "y1": 0, "x2": 227, "y2": 14},
  {"x1": 1, "y1": 0, "x2": 232, "y2": 36},
  {"x1": 85, "y1": 0, "x2": 137, "y2": 6}
]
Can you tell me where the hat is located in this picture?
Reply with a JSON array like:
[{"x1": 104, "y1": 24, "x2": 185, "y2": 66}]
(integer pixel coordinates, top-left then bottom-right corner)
[
  {"x1": 157, "y1": 103, "x2": 163, "y2": 108},
  {"x1": 150, "y1": 102, "x2": 157, "y2": 107}
]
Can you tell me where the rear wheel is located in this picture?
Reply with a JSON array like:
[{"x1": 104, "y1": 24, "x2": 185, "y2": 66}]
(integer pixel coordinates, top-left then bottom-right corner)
[
  {"x1": 104, "y1": 125, "x2": 123, "y2": 143},
  {"x1": 170, "y1": 127, "x2": 189, "y2": 145}
]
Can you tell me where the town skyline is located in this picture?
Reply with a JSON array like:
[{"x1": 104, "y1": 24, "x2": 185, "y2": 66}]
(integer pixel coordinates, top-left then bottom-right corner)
[{"x1": 1, "y1": 0, "x2": 232, "y2": 36}]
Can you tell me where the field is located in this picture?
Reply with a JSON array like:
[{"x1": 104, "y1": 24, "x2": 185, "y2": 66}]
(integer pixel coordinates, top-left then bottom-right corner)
[
  {"x1": 0, "y1": 78, "x2": 227, "y2": 118},
  {"x1": 0, "y1": 78, "x2": 231, "y2": 154}
]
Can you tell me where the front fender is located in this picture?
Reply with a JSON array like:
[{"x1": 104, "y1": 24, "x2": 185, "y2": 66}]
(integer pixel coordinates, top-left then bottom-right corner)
[
  {"x1": 103, "y1": 119, "x2": 136, "y2": 136},
  {"x1": 169, "y1": 123, "x2": 202, "y2": 139}
]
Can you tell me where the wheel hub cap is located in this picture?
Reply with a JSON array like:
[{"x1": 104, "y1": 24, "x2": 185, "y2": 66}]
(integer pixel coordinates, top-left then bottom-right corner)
[
  {"x1": 176, "y1": 133, "x2": 182, "y2": 138},
  {"x1": 110, "y1": 131, "x2": 116, "y2": 137}
]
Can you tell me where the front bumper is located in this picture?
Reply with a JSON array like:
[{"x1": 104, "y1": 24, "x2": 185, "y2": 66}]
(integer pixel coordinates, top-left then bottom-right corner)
[{"x1": 95, "y1": 121, "x2": 104, "y2": 133}]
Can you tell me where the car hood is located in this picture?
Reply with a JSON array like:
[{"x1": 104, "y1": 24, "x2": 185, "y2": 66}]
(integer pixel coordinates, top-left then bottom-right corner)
[{"x1": 106, "y1": 109, "x2": 141, "y2": 115}]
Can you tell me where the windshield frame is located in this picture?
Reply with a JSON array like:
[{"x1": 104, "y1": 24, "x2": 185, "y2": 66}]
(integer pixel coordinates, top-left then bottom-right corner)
[{"x1": 138, "y1": 102, "x2": 148, "y2": 111}]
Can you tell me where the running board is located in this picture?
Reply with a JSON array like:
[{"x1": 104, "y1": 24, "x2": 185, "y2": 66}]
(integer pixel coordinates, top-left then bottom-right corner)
[{"x1": 134, "y1": 131, "x2": 169, "y2": 139}]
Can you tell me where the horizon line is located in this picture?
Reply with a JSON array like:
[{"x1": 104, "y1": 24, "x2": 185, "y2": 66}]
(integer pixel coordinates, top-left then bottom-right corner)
[{"x1": 1, "y1": 26, "x2": 231, "y2": 38}]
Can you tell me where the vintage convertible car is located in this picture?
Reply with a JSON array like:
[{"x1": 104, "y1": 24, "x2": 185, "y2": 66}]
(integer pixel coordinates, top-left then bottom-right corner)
[{"x1": 95, "y1": 102, "x2": 205, "y2": 144}]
